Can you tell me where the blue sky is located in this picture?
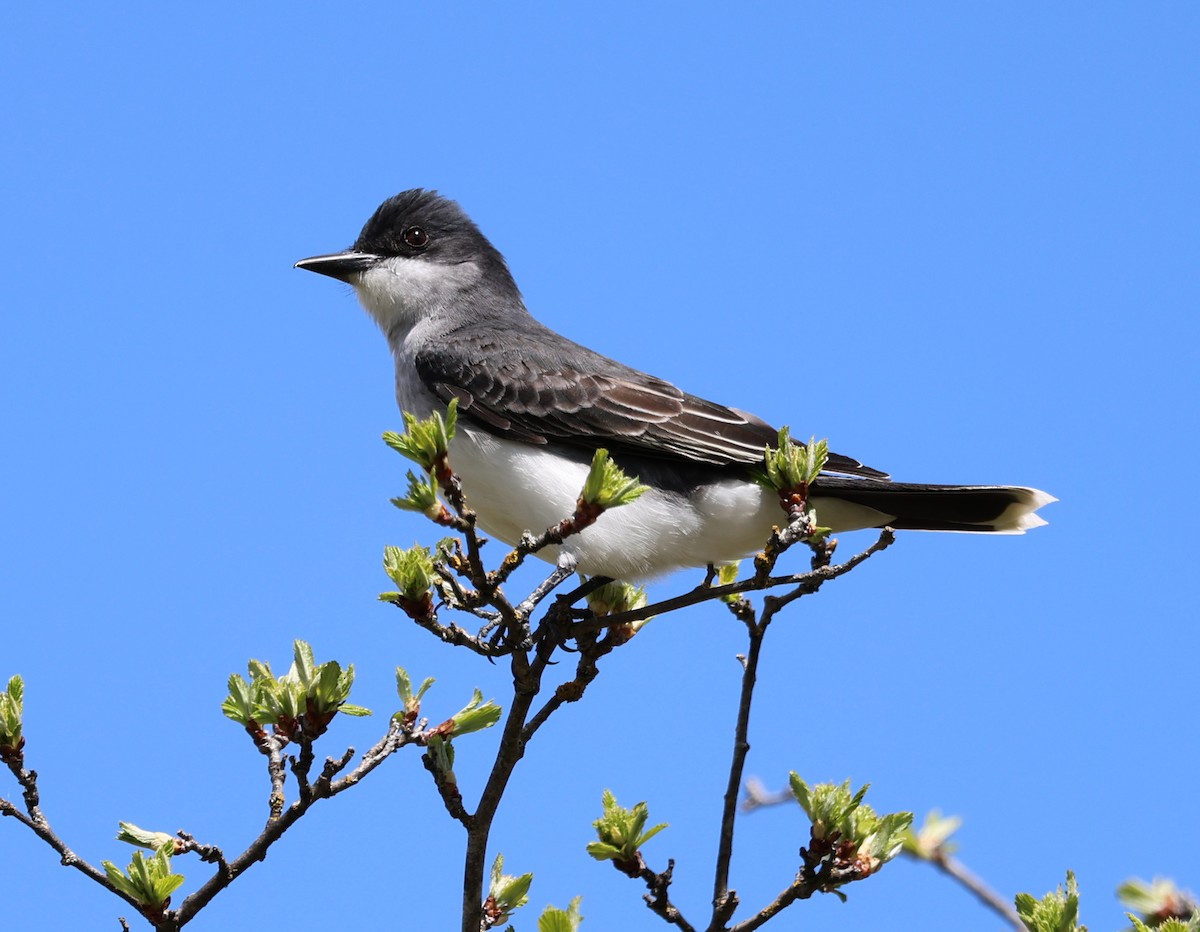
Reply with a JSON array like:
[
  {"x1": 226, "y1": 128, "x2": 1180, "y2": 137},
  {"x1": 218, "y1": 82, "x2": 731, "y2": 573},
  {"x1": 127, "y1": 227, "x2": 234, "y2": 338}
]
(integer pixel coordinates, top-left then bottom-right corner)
[{"x1": 3, "y1": 4, "x2": 1197, "y2": 930}]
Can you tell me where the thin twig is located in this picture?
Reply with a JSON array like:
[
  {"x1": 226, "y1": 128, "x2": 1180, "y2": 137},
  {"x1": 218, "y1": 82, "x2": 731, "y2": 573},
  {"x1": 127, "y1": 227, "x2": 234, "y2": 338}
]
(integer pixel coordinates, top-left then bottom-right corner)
[
  {"x1": 733, "y1": 830, "x2": 872, "y2": 932},
  {"x1": 521, "y1": 632, "x2": 611, "y2": 744},
  {"x1": 174, "y1": 832, "x2": 229, "y2": 876},
  {"x1": 433, "y1": 565, "x2": 485, "y2": 618},
  {"x1": 489, "y1": 499, "x2": 604, "y2": 590},
  {"x1": 728, "y1": 874, "x2": 816, "y2": 932},
  {"x1": 516, "y1": 558, "x2": 579, "y2": 619},
  {"x1": 640, "y1": 859, "x2": 697, "y2": 931},
  {"x1": 458, "y1": 643, "x2": 547, "y2": 932},
  {"x1": 709, "y1": 607, "x2": 765, "y2": 930},
  {"x1": 737, "y1": 779, "x2": 1026, "y2": 930},
  {"x1": 708, "y1": 513, "x2": 832, "y2": 929},
  {"x1": 422, "y1": 750, "x2": 472, "y2": 828},
  {"x1": 406, "y1": 609, "x2": 507, "y2": 657},
  {"x1": 570, "y1": 528, "x2": 895, "y2": 635},
  {"x1": 291, "y1": 740, "x2": 317, "y2": 804},
  {"x1": 436, "y1": 466, "x2": 489, "y2": 592},
  {"x1": 167, "y1": 719, "x2": 419, "y2": 927},
  {"x1": 543, "y1": 576, "x2": 615, "y2": 630},
  {"x1": 929, "y1": 852, "x2": 1026, "y2": 930},
  {"x1": 411, "y1": 487, "x2": 895, "y2": 931},
  {"x1": 1, "y1": 765, "x2": 151, "y2": 916}
]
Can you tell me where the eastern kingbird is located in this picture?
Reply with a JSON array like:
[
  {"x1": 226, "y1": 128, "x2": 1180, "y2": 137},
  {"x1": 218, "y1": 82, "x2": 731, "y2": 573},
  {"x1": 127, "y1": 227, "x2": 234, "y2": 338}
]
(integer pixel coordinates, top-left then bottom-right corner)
[{"x1": 297, "y1": 189, "x2": 1053, "y2": 580}]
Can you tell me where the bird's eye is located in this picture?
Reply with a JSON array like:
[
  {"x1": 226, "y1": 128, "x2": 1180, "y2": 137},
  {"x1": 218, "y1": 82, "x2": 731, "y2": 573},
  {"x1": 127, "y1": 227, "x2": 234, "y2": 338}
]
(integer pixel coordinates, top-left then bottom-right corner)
[{"x1": 402, "y1": 226, "x2": 430, "y2": 249}]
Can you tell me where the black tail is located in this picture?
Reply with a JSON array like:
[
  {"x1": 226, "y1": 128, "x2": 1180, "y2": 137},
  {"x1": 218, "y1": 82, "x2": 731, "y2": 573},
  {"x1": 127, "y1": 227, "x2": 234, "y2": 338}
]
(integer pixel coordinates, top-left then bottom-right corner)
[{"x1": 811, "y1": 477, "x2": 1055, "y2": 533}]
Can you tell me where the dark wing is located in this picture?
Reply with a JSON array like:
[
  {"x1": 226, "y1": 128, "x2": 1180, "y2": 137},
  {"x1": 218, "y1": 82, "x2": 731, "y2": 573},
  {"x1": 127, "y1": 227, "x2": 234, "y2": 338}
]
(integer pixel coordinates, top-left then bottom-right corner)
[{"x1": 415, "y1": 321, "x2": 888, "y2": 479}]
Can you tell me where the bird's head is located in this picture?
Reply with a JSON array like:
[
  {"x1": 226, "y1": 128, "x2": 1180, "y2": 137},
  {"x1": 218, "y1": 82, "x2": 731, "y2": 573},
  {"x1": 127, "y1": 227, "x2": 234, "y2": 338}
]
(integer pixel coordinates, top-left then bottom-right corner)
[{"x1": 296, "y1": 189, "x2": 522, "y2": 339}]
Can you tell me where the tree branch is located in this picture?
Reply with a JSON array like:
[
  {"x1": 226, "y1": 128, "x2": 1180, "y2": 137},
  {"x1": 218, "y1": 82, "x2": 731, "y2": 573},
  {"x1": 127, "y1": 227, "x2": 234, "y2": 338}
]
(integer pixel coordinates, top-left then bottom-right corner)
[
  {"x1": 521, "y1": 630, "x2": 613, "y2": 744},
  {"x1": 422, "y1": 751, "x2": 472, "y2": 828},
  {"x1": 928, "y1": 852, "x2": 1025, "y2": 930},
  {"x1": 167, "y1": 718, "x2": 419, "y2": 928},
  {"x1": 728, "y1": 874, "x2": 816, "y2": 932},
  {"x1": 709, "y1": 609, "x2": 765, "y2": 930},
  {"x1": 641, "y1": 859, "x2": 698, "y2": 931},
  {"x1": 459, "y1": 643, "x2": 548, "y2": 932},
  {"x1": 569, "y1": 528, "x2": 895, "y2": 636},
  {"x1": 1, "y1": 764, "x2": 151, "y2": 916}
]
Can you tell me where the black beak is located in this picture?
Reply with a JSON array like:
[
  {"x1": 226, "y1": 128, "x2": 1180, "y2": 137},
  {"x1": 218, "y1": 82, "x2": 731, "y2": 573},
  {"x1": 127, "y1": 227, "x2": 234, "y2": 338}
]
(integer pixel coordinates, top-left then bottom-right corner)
[{"x1": 294, "y1": 251, "x2": 381, "y2": 283}]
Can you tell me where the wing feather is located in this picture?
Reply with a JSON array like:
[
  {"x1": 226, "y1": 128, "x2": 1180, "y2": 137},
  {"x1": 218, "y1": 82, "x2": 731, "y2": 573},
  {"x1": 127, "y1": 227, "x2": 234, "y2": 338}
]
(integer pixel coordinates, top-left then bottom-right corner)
[{"x1": 415, "y1": 323, "x2": 889, "y2": 478}]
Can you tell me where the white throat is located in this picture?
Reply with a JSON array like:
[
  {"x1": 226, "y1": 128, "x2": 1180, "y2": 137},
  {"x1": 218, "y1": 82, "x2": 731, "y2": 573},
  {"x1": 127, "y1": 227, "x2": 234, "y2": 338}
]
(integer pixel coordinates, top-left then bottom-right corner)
[{"x1": 353, "y1": 257, "x2": 482, "y2": 340}]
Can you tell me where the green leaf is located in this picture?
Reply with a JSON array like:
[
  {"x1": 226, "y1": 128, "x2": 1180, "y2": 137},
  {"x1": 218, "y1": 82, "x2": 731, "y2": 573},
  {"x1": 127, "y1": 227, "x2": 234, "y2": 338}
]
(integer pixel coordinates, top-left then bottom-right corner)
[
  {"x1": 389, "y1": 469, "x2": 443, "y2": 519},
  {"x1": 902, "y1": 809, "x2": 962, "y2": 859},
  {"x1": 584, "y1": 841, "x2": 624, "y2": 861},
  {"x1": 382, "y1": 400, "x2": 458, "y2": 471},
  {"x1": 425, "y1": 734, "x2": 456, "y2": 779},
  {"x1": 292, "y1": 640, "x2": 316, "y2": 688},
  {"x1": 220, "y1": 673, "x2": 256, "y2": 725},
  {"x1": 102, "y1": 846, "x2": 185, "y2": 910},
  {"x1": 1015, "y1": 871, "x2": 1086, "y2": 932},
  {"x1": 588, "y1": 790, "x2": 667, "y2": 864},
  {"x1": 584, "y1": 579, "x2": 653, "y2": 631},
  {"x1": 712, "y1": 561, "x2": 744, "y2": 603},
  {"x1": 442, "y1": 688, "x2": 502, "y2": 737},
  {"x1": 715, "y1": 561, "x2": 740, "y2": 586},
  {"x1": 0, "y1": 674, "x2": 25, "y2": 754},
  {"x1": 315, "y1": 661, "x2": 342, "y2": 705},
  {"x1": 538, "y1": 896, "x2": 584, "y2": 932},
  {"x1": 580, "y1": 449, "x2": 648, "y2": 509},
  {"x1": 488, "y1": 853, "x2": 534, "y2": 924},
  {"x1": 1127, "y1": 919, "x2": 1200, "y2": 932},
  {"x1": 381, "y1": 544, "x2": 436, "y2": 604},
  {"x1": 758, "y1": 430, "x2": 829, "y2": 495},
  {"x1": 858, "y1": 810, "x2": 913, "y2": 872},
  {"x1": 115, "y1": 822, "x2": 176, "y2": 852},
  {"x1": 221, "y1": 642, "x2": 370, "y2": 742},
  {"x1": 395, "y1": 666, "x2": 436, "y2": 718},
  {"x1": 1118, "y1": 877, "x2": 1198, "y2": 927},
  {"x1": 790, "y1": 774, "x2": 873, "y2": 842},
  {"x1": 790, "y1": 774, "x2": 911, "y2": 881}
]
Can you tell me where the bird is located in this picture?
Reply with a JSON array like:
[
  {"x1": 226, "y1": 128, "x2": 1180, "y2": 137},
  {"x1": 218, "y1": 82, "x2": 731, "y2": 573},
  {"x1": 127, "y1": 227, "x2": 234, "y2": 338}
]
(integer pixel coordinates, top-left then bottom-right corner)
[{"x1": 296, "y1": 189, "x2": 1053, "y2": 581}]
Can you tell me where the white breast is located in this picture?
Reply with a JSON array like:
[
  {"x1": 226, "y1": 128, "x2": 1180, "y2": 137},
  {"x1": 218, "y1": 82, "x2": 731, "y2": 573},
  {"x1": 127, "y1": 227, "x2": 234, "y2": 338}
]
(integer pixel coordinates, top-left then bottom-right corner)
[{"x1": 439, "y1": 427, "x2": 886, "y2": 580}]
